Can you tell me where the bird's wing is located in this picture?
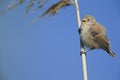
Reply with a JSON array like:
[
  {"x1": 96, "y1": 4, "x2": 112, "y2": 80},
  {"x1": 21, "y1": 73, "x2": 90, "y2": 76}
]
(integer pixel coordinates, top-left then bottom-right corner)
[{"x1": 89, "y1": 24, "x2": 110, "y2": 50}]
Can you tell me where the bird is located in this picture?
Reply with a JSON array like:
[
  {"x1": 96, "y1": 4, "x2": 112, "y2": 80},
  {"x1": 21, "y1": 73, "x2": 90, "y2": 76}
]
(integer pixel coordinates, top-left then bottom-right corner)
[{"x1": 80, "y1": 15, "x2": 116, "y2": 57}]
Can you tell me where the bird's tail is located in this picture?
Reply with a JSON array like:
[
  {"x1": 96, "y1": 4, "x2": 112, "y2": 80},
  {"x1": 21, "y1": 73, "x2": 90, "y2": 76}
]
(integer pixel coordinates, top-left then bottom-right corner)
[{"x1": 107, "y1": 50, "x2": 116, "y2": 57}]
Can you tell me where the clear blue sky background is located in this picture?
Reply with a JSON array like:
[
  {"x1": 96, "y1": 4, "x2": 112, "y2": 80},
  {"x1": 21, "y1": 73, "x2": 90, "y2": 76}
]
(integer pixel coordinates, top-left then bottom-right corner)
[{"x1": 0, "y1": 0, "x2": 120, "y2": 80}]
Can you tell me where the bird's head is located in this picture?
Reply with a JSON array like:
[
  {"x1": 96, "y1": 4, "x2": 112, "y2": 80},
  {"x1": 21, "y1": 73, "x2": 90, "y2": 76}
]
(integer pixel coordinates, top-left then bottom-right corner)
[{"x1": 82, "y1": 15, "x2": 96, "y2": 25}]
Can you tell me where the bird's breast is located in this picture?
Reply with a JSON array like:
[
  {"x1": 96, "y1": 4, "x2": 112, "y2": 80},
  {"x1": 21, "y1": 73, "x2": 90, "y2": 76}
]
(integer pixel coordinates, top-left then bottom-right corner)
[{"x1": 80, "y1": 25, "x2": 99, "y2": 48}]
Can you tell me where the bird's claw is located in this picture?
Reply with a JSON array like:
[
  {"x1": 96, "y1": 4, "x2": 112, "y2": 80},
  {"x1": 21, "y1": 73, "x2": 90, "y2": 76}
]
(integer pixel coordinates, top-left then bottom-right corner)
[{"x1": 80, "y1": 51, "x2": 86, "y2": 56}]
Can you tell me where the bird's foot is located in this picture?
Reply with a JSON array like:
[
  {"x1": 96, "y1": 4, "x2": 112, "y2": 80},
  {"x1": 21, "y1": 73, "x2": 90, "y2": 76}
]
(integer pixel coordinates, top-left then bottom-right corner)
[{"x1": 80, "y1": 50, "x2": 86, "y2": 56}]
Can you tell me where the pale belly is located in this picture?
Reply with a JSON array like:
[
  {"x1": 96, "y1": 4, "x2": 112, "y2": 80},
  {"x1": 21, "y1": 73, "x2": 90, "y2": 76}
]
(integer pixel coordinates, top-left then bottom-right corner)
[{"x1": 81, "y1": 29, "x2": 99, "y2": 49}]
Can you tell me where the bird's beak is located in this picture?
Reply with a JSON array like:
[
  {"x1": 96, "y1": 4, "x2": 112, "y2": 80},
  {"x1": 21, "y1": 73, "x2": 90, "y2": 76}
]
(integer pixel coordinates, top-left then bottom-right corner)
[{"x1": 82, "y1": 19, "x2": 87, "y2": 24}]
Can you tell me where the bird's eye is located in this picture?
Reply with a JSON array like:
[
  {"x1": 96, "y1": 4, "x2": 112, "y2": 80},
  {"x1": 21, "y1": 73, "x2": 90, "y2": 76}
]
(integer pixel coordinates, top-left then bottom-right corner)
[{"x1": 87, "y1": 19, "x2": 90, "y2": 21}]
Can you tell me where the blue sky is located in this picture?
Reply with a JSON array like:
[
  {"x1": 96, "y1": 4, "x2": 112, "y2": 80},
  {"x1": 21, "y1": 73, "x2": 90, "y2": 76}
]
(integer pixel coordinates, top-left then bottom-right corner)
[{"x1": 0, "y1": 0, "x2": 120, "y2": 80}]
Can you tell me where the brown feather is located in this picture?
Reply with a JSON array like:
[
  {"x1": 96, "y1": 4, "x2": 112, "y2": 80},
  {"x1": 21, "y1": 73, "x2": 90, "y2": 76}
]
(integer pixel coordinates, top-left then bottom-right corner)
[
  {"x1": 89, "y1": 22, "x2": 109, "y2": 49},
  {"x1": 89, "y1": 23, "x2": 116, "y2": 57}
]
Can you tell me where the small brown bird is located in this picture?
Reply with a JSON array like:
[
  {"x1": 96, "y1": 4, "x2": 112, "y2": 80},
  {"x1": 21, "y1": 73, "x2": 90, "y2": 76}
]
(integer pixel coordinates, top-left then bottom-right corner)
[{"x1": 80, "y1": 15, "x2": 116, "y2": 57}]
